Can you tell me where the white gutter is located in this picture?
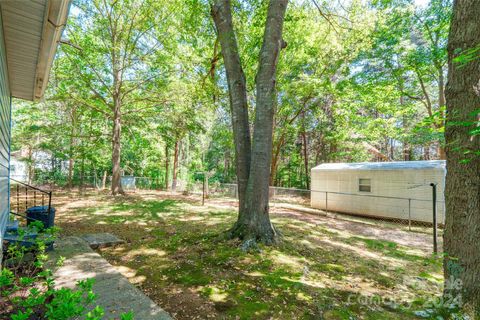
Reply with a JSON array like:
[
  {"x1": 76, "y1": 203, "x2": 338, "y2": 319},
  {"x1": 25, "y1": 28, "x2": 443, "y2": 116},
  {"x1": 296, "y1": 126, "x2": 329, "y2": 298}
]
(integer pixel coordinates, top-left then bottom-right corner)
[{"x1": 34, "y1": 0, "x2": 71, "y2": 101}]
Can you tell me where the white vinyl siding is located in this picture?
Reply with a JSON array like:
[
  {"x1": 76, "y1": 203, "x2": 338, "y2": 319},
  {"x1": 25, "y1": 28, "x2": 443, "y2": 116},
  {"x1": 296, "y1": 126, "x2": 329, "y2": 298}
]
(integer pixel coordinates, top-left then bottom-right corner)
[
  {"x1": 311, "y1": 161, "x2": 446, "y2": 224},
  {"x1": 0, "y1": 12, "x2": 12, "y2": 259}
]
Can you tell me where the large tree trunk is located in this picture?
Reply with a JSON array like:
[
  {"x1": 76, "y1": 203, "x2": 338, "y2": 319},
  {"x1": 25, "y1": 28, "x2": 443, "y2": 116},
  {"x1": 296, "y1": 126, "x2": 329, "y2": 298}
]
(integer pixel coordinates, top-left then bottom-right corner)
[
  {"x1": 111, "y1": 99, "x2": 124, "y2": 195},
  {"x1": 237, "y1": 0, "x2": 289, "y2": 244},
  {"x1": 443, "y1": 0, "x2": 480, "y2": 315},
  {"x1": 172, "y1": 140, "x2": 179, "y2": 191},
  {"x1": 212, "y1": 0, "x2": 252, "y2": 219},
  {"x1": 212, "y1": 0, "x2": 288, "y2": 245}
]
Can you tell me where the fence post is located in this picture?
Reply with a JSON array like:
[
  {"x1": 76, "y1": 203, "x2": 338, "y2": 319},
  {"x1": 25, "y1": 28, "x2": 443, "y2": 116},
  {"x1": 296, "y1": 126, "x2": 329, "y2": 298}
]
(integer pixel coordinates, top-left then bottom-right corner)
[
  {"x1": 408, "y1": 198, "x2": 411, "y2": 231},
  {"x1": 16, "y1": 184, "x2": 19, "y2": 212},
  {"x1": 48, "y1": 191, "x2": 52, "y2": 214},
  {"x1": 430, "y1": 183, "x2": 438, "y2": 254},
  {"x1": 325, "y1": 192, "x2": 328, "y2": 214},
  {"x1": 202, "y1": 173, "x2": 206, "y2": 206}
]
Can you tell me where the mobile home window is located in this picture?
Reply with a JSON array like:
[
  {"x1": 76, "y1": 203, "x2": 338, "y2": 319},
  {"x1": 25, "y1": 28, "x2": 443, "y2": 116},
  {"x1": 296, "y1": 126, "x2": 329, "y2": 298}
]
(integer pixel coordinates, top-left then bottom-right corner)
[{"x1": 359, "y1": 178, "x2": 371, "y2": 192}]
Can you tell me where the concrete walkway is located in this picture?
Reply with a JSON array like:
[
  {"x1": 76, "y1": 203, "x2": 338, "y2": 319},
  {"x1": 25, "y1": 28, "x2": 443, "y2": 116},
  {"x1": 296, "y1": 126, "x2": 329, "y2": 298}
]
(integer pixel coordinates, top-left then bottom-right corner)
[{"x1": 48, "y1": 236, "x2": 172, "y2": 320}]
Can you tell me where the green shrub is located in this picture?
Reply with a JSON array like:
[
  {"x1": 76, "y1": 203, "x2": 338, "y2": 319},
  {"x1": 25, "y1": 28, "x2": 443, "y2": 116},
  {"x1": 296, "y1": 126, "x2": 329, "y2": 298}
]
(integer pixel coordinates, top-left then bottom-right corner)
[{"x1": 1, "y1": 225, "x2": 134, "y2": 319}]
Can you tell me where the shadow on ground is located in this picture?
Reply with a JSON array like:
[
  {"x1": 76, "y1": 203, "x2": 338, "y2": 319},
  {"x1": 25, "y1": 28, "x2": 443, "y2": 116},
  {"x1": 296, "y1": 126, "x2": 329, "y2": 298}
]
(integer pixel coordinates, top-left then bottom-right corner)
[{"x1": 53, "y1": 190, "x2": 444, "y2": 320}]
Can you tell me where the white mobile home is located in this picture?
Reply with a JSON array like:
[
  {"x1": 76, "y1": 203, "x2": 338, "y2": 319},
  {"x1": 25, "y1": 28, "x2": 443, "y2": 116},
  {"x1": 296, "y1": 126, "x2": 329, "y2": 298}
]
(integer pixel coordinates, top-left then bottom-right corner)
[{"x1": 310, "y1": 161, "x2": 446, "y2": 224}]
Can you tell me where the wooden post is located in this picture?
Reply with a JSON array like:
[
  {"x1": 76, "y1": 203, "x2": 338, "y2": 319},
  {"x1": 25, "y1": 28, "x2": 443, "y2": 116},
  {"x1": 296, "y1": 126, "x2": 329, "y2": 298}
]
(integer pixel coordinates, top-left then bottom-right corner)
[
  {"x1": 430, "y1": 183, "x2": 438, "y2": 254},
  {"x1": 16, "y1": 184, "x2": 19, "y2": 213},
  {"x1": 202, "y1": 173, "x2": 206, "y2": 206},
  {"x1": 48, "y1": 191, "x2": 52, "y2": 214},
  {"x1": 325, "y1": 192, "x2": 328, "y2": 214},
  {"x1": 408, "y1": 198, "x2": 412, "y2": 231}
]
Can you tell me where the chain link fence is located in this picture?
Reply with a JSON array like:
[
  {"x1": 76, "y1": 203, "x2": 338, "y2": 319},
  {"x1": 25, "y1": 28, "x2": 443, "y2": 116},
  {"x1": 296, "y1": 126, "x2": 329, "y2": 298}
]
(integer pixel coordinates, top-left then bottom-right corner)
[
  {"x1": 209, "y1": 183, "x2": 444, "y2": 234},
  {"x1": 18, "y1": 172, "x2": 443, "y2": 235},
  {"x1": 211, "y1": 183, "x2": 310, "y2": 205},
  {"x1": 310, "y1": 190, "x2": 445, "y2": 229}
]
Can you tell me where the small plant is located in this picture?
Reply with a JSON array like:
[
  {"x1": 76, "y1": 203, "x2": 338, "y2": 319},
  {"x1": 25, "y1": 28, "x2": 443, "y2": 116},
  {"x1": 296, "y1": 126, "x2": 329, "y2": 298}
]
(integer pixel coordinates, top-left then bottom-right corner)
[{"x1": 1, "y1": 225, "x2": 134, "y2": 319}]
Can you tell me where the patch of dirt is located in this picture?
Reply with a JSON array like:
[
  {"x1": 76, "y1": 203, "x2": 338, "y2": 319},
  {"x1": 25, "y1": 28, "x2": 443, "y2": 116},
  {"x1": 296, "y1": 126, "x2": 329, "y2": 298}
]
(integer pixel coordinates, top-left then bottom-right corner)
[{"x1": 271, "y1": 205, "x2": 440, "y2": 254}]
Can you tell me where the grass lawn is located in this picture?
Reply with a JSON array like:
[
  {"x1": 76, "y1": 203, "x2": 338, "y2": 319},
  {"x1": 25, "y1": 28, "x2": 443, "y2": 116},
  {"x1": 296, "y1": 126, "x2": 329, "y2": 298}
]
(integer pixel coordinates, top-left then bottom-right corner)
[{"x1": 54, "y1": 190, "x2": 444, "y2": 320}]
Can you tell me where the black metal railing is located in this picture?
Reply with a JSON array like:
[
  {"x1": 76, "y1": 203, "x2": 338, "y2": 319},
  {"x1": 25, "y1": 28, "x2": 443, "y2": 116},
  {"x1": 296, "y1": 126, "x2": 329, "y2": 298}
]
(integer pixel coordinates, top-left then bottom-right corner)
[{"x1": 9, "y1": 178, "x2": 52, "y2": 215}]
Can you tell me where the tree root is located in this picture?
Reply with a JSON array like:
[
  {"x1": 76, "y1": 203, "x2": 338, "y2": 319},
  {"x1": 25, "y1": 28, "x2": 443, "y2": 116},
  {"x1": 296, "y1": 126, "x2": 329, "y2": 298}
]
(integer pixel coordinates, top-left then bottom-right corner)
[
  {"x1": 220, "y1": 221, "x2": 282, "y2": 251},
  {"x1": 240, "y1": 238, "x2": 260, "y2": 252}
]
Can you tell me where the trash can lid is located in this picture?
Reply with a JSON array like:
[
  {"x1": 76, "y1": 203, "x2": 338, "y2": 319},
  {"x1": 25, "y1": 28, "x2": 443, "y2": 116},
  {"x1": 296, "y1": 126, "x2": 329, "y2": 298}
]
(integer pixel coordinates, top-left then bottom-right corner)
[{"x1": 26, "y1": 206, "x2": 51, "y2": 212}]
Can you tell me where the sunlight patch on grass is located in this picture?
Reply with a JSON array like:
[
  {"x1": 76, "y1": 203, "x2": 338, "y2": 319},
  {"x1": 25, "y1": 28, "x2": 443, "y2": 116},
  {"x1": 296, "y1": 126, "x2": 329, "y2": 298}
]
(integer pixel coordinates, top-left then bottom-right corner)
[
  {"x1": 317, "y1": 237, "x2": 407, "y2": 267},
  {"x1": 200, "y1": 286, "x2": 228, "y2": 302},
  {"x1": 244, "y1": 271, "x2": 265, "y2": 277},
  {"x1": 268, "y1": 251, "x2": 308, "y2": 270},
  {"x1": 54, "y1": 191, "x2": 445, "y2": 319},
  {"x1": 114, "y1": 265, "x2": 147, "y2": 284},
  {"x1": 125, "y1": 247, "x2": 167, "y2": 259}
]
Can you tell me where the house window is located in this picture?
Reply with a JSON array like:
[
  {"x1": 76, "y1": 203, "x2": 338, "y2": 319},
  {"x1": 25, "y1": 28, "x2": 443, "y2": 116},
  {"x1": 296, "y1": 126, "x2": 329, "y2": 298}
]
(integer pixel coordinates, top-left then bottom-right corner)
[{"x1": 359, "y1": 178, "x2": 371, "y2": 192}]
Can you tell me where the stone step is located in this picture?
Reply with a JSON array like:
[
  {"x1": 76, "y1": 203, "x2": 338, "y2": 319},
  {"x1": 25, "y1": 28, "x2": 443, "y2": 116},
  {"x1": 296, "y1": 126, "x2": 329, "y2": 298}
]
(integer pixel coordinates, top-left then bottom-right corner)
[{"x1": 80, "y1": 233, "x2": 126, "y2": 249}]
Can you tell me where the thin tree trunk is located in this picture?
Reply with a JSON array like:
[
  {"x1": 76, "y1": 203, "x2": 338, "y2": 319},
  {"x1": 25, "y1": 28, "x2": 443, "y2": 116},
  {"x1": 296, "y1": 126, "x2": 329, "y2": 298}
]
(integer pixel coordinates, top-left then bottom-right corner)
[
  {"x1": 301, "y1": 124, "x2": 309, "y2": 189},
  {"x1": 165, "y1": 144, "x2": 170, "y2": 191},
  {"x1": 68, "y1": 109, "x2": 76, "y2": 189},
  {"x1": 172, "y1": 140, "x2": 179, "y2": 191},
  {"x1": 111, "y1": 98, "x2": 124, "y2": 195},
  {"x1": 443, "y1": 0, "x2": 480, "y2": 315},
  {"x1": 269, "y1": 152, "x2": 279, "y2": 186},
  {"x1": 212, "y1": 0, "x2": 252, "y2": 220},
  {"x1": 27, "y1": 146, "x2": 34, "y2": 185},
  {"x1": 270, "y1": 135, "x2": 286, "y2": 186},
  {"x1": 424, "y1": 144, "x2": 430, "y2": 160},
  {"x1": 438, "y1": 145, "x2": 446, "y2": 160},
  {"x1": 438, "y1": 68, "x2": 446, "y2": 111},
  {"x1": 68, "y1": 158, "x2": 74, "y2": 189},
  {"x1": 79, "y1": 156, "x2": 85, "y2": 194},
  {"x1": 437, "y1": 69, "x2": 447, "y2": 160},
  {"x1": 102, "y1": 170, "x2": 107, "y2": 190},
  {"x1": 399, "y1": 86, "x2": 410, "y2": 161}
]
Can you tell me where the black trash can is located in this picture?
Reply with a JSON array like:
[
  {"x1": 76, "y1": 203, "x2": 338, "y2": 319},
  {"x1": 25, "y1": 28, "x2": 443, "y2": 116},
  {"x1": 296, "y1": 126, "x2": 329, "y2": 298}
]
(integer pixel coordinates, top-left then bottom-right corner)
[{"x1": 26, "y1": 206, "x2": 55, "y2": 229}]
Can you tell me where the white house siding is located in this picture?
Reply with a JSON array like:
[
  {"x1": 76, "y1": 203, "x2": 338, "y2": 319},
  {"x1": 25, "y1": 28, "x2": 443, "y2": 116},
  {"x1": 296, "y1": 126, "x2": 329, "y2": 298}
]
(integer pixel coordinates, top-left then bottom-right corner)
[
  {"x1": 311, "y1": 161, "x2": 446, "y2": 224},
  {"x1": 10, "y1": 157, "x2": 28, "y2": 182},
  {"x1": 0, "y1": 14, "x2": 12, "y2": 259}
]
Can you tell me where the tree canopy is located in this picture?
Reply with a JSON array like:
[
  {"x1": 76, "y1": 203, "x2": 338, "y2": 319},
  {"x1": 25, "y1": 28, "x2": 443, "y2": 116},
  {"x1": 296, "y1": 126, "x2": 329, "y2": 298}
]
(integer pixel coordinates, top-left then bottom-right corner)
[{"x1": 12, "y1": 0, "x2": 451, "y2": 191}]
